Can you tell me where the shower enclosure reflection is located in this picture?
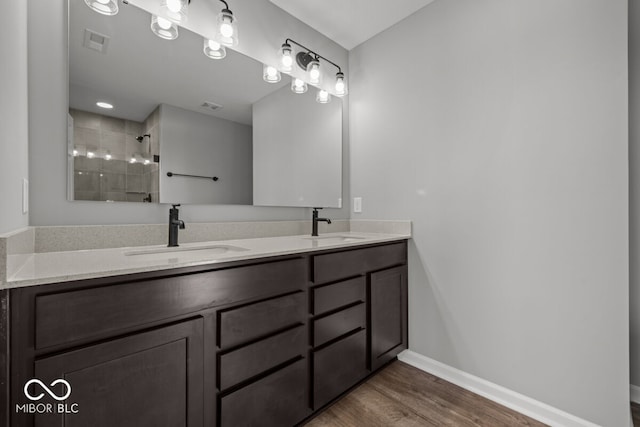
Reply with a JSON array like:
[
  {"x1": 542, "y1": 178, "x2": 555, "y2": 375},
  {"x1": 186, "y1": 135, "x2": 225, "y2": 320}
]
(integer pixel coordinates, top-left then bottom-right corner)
[{"x1": 69, "y1": 107, "x2": 159, "y2": 202}]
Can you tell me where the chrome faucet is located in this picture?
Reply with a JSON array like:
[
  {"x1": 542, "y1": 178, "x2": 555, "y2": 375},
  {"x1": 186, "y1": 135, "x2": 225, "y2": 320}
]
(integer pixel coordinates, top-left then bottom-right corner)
[
  {"x1": 168, "y1": 204, "x2": 185, "y2": 247},
  {"x1": 312, "y1": 208, "x2": 332, "y2": 237}
]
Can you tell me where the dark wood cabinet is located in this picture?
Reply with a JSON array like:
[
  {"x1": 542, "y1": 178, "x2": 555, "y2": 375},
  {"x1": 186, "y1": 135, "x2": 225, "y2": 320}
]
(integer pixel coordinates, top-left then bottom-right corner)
[
  {"x1": 33, "y1": 319, "x2": 204, "y2": 427},
  {"x1": 6, "y1": 240, "x2": 408, "y2": 427},
  {"x1": 370, "y1": 265, "x2": 408, "y2": 371}
]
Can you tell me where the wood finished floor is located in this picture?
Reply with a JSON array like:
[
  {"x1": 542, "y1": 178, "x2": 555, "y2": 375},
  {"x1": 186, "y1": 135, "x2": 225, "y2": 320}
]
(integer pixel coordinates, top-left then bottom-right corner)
[
  {"x1": 633, "y1": 402, "x2": 640, "y2": 427},
  {"x1": 305, "y1": 361, "x2": 547, "y2": 427}
]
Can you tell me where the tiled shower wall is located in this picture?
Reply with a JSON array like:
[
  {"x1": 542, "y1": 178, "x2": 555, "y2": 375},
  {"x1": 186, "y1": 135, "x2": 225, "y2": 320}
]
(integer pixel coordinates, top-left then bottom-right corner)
[{"x1": 70, "y1": 108, "x2": 159, "y2": 203}]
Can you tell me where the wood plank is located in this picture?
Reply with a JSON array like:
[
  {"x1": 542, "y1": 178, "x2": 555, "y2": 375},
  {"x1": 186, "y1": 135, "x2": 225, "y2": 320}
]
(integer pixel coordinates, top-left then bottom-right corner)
[
  {"x1": 304, "y1": 361, "x2": 547, "y2": 427},
  {"x1": 308, "y1": 382, "x2": 439, "y2": 427}
]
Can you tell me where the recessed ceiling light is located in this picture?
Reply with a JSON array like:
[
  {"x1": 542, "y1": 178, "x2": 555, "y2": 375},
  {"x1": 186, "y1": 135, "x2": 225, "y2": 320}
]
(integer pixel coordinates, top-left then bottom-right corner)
[{"x1": 96, "y1": 101, "x2": 113, "y2": 109}]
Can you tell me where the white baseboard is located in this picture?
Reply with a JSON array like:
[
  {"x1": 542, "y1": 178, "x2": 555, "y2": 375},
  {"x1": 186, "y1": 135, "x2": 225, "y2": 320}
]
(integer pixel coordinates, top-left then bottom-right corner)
[
  {"x1": 632, "y1": 384, "x2": 640, "y2": 404},
  {"x1": 397, "y1": 350, "x2": 601, "y2": 427}
]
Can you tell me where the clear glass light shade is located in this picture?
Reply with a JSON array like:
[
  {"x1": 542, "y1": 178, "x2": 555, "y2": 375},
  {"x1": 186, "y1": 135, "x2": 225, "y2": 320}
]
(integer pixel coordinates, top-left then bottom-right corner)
[
  {"x1": 279, "y1": 43, "x2": 293, "y2": 72},
  {"x1": 316, "y1": 89, "x2": 331, "y2": 104},
  {"x1": 151, "y1": 15, "x2": 179, "y2": 40},
  {"x1": 263, "y1": 65, "x2": 281, "y2": 83},
  {"x1": 291, "y1": 78, "x2": 308, "y2": 94},
  {"x1": 203, "y1": 38, "x2": 226, "y2": 59},
  {"x1": 307, "y1": 60, "x2": 321, "y2": 85},
  {"x1": 216, "y1": 9, "x2": 238, "y2": 47},
  {"x1": 161, "y1": 0, "x2": 188, "y2": 23},
  {"x1": 84, "y1": 0, "x2": 119, "y2": 16},
  {"x1": 335, "y1": 72, "x2": 348, "y2": 96}
]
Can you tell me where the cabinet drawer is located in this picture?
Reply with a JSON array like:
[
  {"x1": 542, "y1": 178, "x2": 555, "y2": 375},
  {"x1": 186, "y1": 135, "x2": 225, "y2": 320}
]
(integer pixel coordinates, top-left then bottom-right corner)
[
  {"x1": 219, "y1": 326, "x2": 305, "y2": 391},
  {"x1": 313, "y1": 303, "x2": 365, "y2": 348},
  {"x1": 219, "y1": 292, "x2": 305, "y2": 349},
  {"x1": 35, "y1": 258, "x2": 306, "y2": 350},
  {"x1": 312, "y1": 242, "x2": 406, "y2": 284},
  {"x1": 314, "y1": 329, "x2": 367, "y2": 409},
  {"x1": 313, "y1": 277, "x2": 365, "y2": 315},
  {"x1": 220, "y1": 359, "x2": 308, "y2": 427}
]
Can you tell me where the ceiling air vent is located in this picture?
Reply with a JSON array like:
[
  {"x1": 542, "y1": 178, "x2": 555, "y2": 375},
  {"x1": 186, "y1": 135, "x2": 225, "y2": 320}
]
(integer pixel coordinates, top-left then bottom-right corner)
[
  {"x1": 83, "y1": 29, "x2": 110, "y2": 53},
  {"x1": 200, "y1": 101, "x2": 223, "y2": 111}
]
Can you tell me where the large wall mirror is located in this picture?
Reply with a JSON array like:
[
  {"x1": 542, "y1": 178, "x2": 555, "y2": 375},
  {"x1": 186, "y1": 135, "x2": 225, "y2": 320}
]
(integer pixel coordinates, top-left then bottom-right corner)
[{"x1": 67, "y1": 0, "x2": 342, "y2": 207}]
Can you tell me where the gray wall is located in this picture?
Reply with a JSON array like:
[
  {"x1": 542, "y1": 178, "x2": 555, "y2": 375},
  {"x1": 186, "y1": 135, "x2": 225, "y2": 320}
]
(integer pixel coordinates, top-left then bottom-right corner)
[
  {"x1": 253, "y1": 85, "x2": 342, "y2": 208},
  {"x1": 630, "y1": 0, "x2": 640, "y2": 392},
  {"x1": 27, "y1": 0, "x2": 349, "y2": 226},
  {"x1": 1, "y1": 0, "x2": 29, "y2": 234},
  {"x1": 349, "y1": 1, "x2": 629, "y2": 425},
  {"x1": 159, "y1": 104, "x2": 252, "y2": 205}
]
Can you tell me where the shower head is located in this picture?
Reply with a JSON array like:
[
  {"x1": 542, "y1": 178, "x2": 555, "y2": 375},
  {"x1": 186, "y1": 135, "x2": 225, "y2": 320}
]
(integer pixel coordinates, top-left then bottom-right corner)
[{"x1": 136, "y1": 134, "x2": 151, "y2": 142}]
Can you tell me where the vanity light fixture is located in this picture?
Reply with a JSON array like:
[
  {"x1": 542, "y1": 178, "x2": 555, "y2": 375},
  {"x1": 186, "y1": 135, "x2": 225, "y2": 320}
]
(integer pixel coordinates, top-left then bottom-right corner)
[
  {"x1": 216, "y1": 0, "x2": 238, "y2": 47},
  {"x1": 263, "y1": 65, "x2": 281, "y2": 83},
  {"x1": 291, "y1": 78, "x2": 308, "y2": 94},
  {"x1": 96, "y1": 101, "x2": 113, "y2": 109},
  {"x1": 84, "y1": 0, "x2": 119, "y2": 16},
  {"x1": 279, "y1": 38, "x2": 347, "y2": 98},
  {"x1": 151, "y1": 14, "x2": 179, "y2": 40},
  {"x1": 162, "y1": 0, "x2": 190, "y2": 23},
  {"x1": 203, "y1": 38, "x2": 226, "y2": 59},
  {"x1": 316, "y1": 89, "x2": 331, "y2": 104}
]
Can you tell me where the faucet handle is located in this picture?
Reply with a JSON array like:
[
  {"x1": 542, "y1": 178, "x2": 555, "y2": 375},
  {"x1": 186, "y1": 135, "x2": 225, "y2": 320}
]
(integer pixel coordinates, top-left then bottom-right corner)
[{"x1": 172, "y1": 204, "x2": 181, "y2": 209}]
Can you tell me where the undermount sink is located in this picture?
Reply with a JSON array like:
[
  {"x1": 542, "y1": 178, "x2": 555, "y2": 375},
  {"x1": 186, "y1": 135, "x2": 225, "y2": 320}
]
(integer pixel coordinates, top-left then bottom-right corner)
[
  {"x1": 125, "y1": 244, "x2": 249, "y2": 256},
  {"x1": 301, "y1": 235, "x2": 367, "y2": 243}
]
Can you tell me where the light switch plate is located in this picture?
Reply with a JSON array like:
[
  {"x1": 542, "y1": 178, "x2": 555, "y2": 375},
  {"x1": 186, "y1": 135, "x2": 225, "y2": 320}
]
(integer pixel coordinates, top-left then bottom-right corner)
[{"x1": 353, "y1": 197, "x2": 362, "y2": 213}]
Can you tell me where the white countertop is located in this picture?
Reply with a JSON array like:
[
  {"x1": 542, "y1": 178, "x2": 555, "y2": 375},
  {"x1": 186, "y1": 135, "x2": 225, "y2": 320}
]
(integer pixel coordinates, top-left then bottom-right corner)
[{"x1": 4, "y1": 232, "x2": 410, "y2": 289}]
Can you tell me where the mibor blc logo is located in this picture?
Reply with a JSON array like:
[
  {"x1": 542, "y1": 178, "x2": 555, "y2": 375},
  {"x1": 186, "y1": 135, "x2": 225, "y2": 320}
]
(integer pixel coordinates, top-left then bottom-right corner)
[{"x1": 16, "y1": 379, "x2": 79, "y2": 414}]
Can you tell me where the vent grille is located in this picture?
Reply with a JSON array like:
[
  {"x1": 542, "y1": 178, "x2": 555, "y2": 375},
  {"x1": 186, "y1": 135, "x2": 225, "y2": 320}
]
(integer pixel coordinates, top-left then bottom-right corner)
[
  {"x1": 200, "y1": 101, "x2": 223, "y2": 111},
  {"x1": 83, "y1": 29, "x2": 110, "y2": 53}
]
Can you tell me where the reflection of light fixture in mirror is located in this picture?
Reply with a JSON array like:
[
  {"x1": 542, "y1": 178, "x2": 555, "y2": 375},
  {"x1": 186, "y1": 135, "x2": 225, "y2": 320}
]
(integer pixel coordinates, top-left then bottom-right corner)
[
  {"x1": 203, "y1": 39, "x2": 226, "y2": 59},
  {"x1": 130, "y1": 157, "x2": 137, "y2": 164},
  {"x1": 162, "y1": 0, "x2": 190, "y2": 23},
  {"x1": 316, "y1": 89, "x2": 331, "y2": 104},
  {"x1": 73, "y1": 149, "x2": 79, "y2": 157},
  {"x1": 216, "y1": 0, "x2": 238, "y2": 47},
  {"x1": 84, "y1": 0, "x2": 119, "y2": 16},
  {"x1": 291, "y1": 78, "x2": 308, "y2": 94},
  {"x1": 151, "y1": 15, "x2": 179, "y2": 40},
  {"x1": 335, "y1": 72, "x2": 347, "y2": 97},
  {"x1": 87, "y1": 151, "x2": 95, "y2": 159},
  {"x1": 104, "y1": 151, "x2": 112, "y2": 160},
  {"x1": 263, "y1": 65, "x2": 281, "y2": 83},
  {"x1": 96, "y1": 101, "x2": 113, "y2": 109},
  {"x1": 279, "y1": 42, "x2": 293, "y2": 72}
]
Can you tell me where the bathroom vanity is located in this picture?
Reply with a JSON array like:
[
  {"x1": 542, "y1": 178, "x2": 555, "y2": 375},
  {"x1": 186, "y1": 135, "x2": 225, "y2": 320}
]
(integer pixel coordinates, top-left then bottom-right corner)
[{"x1": 3, "y1": 236, "x2": 408, "y2": 426}]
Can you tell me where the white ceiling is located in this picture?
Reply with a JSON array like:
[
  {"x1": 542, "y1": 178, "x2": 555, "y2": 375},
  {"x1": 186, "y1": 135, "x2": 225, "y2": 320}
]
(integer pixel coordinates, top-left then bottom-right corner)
[{"x1": 269, "y1": 0, "x2": 436, "y2": 50}]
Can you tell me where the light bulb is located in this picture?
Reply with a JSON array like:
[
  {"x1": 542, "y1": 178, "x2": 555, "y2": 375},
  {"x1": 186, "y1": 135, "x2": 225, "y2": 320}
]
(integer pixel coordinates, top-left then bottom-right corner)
[
  {"x1": 316, "y1": 89, "x2": 331, "y2": 104},
  {"x1": 166, "y1": 0, "x2": 182, "y2": 13},
  {"x1": 104, "y1": 153, "x2": 112, "y2": 160},
  {"x1": 335, "y1": 72, "x2": 347, "y2": 96},
  {"x1": 291, "y1": 78, "x2": 308, "y2": 94},
  {"x1": 96, "y1": 101, "x2": 113, "y2": 109},
  {"x1": 263, "y1": 64, "x2": 281, "y2": 83},
  {"x1": 151, "y1": 15, "x2": 179, "y2": 40},
  {"x1": 216, "y1": 9, "x2": 238, "y2": 46},
  {"x1": 84, "y1": 0, "x2": 118, "y2": 16},
  {"x1": 220, "y1": 18, "x2": 234, "y2": 38},
  {"x1": 308, "y1": 60, "x2": 320, "y2": 85},
  {"x1": 203, "y1": 38, "x2": 226, "y2": 59},
  {"x1": 87, "y1": 151, "x2": 95, "y2": 159},
  {"x1": 130, "y1": 157, "x2": 137, "y2": 164},
  {"x1": 144, "y1": 159, "x2": 151, "y2": 165},
  {"x1": 279, "y1": 43, "x2": 293, "y2": 72},
  {"x1": 157, "y1": 16, "x2": 172, "y2": 30},
  {"x1": 73, "y1": 149, "x2": 79, "y2": 157}
]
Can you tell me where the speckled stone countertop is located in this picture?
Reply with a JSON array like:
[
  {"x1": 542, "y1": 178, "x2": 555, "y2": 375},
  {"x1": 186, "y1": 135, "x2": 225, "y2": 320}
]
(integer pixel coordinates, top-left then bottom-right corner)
[{"x1": 5, "y1": 232, "x2": 410, "y2": 289}]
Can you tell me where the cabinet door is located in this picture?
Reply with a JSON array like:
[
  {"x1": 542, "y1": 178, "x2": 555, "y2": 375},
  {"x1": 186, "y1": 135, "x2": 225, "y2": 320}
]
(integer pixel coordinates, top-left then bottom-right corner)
[
  {"x1": 370, "y1": 266, "x2": 408, "y2": 371},
  {"x1": 32, "y1": 319, "x2": 204, "y2": 427}
]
